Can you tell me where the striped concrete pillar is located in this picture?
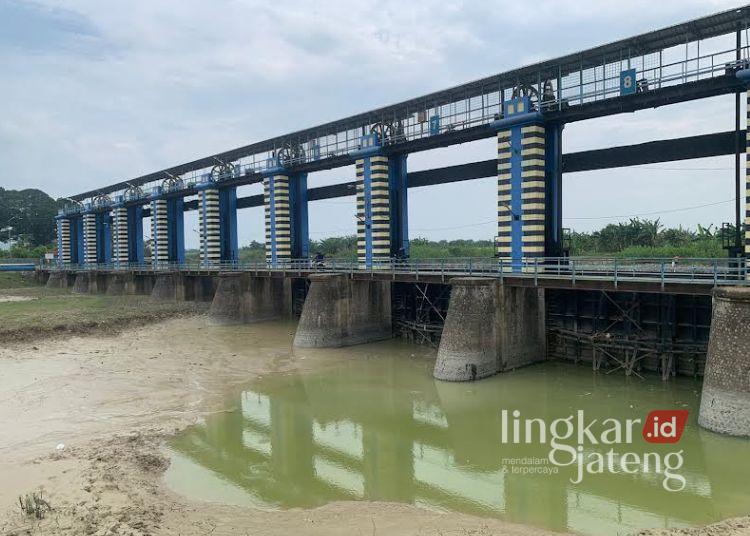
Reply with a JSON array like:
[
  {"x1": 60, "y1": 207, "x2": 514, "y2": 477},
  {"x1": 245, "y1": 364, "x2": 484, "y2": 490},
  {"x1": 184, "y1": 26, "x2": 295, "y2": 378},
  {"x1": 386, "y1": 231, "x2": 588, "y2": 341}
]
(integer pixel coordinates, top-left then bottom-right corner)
[
  {"x1": 495, "y1": 97, "x2": 546, "y2": 271},
  {"x1": 82, "y1": 213, "x2": 97, "y2": 266},
  {"x1": 112, "y1": 206, "x2": 128, "y2": 267},
  {"x1": 264, "y1": 175, "x2": 291, "y2": 266},
  {"x1": 198, "y1": 188, "x2": 221, "y2": 267},
  {"x1": 151, "y1": 199, "x2": 168, "y2": 266},
  {"x1": 356, "y1": 155, "x2": 391, "y2": 268},
  {"x1": 56, "y1": 218, "x2": 71, "y2": 266},
  {"x1": 520, "y1": 123, "x2": 546, "y2": 262},
  {"x1": 496, "y1": 129, "x2": 514, "y2": 266}
]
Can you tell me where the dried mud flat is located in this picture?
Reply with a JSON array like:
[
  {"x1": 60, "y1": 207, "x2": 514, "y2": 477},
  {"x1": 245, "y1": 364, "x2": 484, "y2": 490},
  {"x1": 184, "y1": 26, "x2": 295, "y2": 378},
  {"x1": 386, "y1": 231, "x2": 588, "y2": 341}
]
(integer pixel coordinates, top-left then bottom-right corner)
[{"x1": 0, "y1": 315, "x2": 747, "y2": 536}]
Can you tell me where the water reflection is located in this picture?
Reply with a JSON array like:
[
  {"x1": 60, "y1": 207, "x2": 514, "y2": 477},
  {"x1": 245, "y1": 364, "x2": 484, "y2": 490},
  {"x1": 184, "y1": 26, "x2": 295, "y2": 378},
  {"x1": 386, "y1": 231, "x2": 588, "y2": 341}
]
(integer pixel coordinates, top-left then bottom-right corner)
[{"x1": 167, "y1": 349, "x2": 750, "y2": 535}]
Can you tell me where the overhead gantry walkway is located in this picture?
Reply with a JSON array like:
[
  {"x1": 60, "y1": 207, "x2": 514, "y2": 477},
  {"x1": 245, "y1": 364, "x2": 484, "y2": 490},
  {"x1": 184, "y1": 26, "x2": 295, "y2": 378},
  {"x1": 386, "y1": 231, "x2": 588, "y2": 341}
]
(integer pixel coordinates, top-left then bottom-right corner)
[{"x1": 54, "y1": 6, "x2": 750, "y2": 272}]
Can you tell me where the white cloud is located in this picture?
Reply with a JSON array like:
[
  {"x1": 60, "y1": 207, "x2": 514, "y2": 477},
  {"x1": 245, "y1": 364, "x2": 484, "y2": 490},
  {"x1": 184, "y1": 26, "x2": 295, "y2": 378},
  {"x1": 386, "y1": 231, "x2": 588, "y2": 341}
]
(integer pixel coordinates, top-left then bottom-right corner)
[{"x1": 0, "y1": 0, "x2": 746, "y2": 243}]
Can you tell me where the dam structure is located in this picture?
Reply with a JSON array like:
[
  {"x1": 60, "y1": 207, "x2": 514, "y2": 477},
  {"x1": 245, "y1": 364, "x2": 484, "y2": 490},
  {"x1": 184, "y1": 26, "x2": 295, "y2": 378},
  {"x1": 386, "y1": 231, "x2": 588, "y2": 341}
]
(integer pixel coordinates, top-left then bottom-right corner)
[{"x1": 44, "y1": 6, "x2": 750, "y2": 436}]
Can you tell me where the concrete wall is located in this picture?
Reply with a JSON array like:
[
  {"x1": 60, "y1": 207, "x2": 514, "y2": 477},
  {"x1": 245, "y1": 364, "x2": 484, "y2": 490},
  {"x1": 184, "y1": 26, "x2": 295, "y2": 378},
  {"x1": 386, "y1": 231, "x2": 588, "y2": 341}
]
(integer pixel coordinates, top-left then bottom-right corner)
[
  {"x1": 699, "y1": 287, "x2": 750, "y2": 437},
  {"x1": 433, "y1": 278, "x2": 545, "y2": 381},
  {"x1": 293, "y1": 273, "x2": 391, "y2": 347}
]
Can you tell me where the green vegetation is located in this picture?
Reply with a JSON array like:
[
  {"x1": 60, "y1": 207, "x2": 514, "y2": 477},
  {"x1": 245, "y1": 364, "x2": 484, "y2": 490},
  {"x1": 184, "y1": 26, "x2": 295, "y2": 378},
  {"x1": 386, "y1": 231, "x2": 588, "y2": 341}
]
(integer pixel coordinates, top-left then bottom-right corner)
[
  {"x1": 215, "y1": 218, "x2": 730, "y2": 261},
  {"x1": 0, "y1": 272, "x2": 38, "y2": 289},
  {"x1": 18, "y1": 491, "x2": 51, "y2": 520},
  {"x1": 0, "y1": 187, "x2": 65, "y2": 251},
  {"x1": 0, "y1": 243, "x2": 51, "y2": 259},
  {"x1": 567, "y1": 219, "x2": 728, "y2": 258}
]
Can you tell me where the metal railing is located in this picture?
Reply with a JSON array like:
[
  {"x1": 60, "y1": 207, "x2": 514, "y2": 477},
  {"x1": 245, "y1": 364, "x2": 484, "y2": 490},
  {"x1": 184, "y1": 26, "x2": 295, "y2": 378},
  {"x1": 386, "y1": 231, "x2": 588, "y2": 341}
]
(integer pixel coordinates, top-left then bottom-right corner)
[{"x1": 47, "y1": 256, "x2": 750, "y2": 288}]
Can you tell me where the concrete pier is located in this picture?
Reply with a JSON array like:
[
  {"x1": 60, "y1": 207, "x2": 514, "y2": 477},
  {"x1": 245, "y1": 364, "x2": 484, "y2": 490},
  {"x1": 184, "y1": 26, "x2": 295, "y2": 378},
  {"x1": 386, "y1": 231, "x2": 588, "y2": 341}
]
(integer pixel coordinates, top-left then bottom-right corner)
[
  {"x1": 209, "y1": 273, "x2": 243, "y2": 324},
  {"x1": 433, "y1": 278, "x2": 545, "y2": 381},
  {"x1": 34, "y1": 270, "x2": 50, "y2": 285},
  {"x1": 72, "y1": 272, "x2": 100, "y2": 294},
  {"x1": 699, "y1": 287, "x2": 750, "y2": 437},
  {"x1": 46, "y1": 271, "x2": 72, "y2": 289},
  {"x1": 245, "y1": 276, "x2": 290, "y2": 322},
  {"x1": 151, "y1": 272, "x2": 185, "y2": 301},
  {"x1": 185, "y1": 275, "x2": 216, "y2": 302},
  {"x1": 105, "y1": 273, "x2": 128, "y2": 295},
  {"x1": 209, "y1": 272, "x2": 290, "y2": 325},
  {"x1": 293, "y1": 273, "x2": 391, "y2": 348}
]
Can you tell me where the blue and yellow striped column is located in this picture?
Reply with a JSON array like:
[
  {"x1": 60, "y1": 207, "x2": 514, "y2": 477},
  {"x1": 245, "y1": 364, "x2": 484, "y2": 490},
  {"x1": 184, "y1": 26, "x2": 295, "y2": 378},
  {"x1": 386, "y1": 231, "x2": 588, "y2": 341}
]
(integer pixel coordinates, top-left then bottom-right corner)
[
  {"x1": 264, "y1": 175, "x2": 291, "y2": 266},
  {"x1": 197, "y1": 184, "x2": 221, "y2": 267},
  {"x1": 520, "y1": 123, "x2": 546, "y2": 261},
  {"x1": 151, "y1": 198, "x2": 168, "y2": 267},
  {"x1": 355, "y1": 134, "x2": 391, "y2": 268},
  {"x1": 112, "y1": 205, "x2": 128, "y2": 267},
  {"x1": 493, "y1": 97, "x2": 547, "y2": 271},
  {"x1": 496, "y1": 129, "x2": 514, "y2": 265},
  {"x1": 82, "y1": 211, "x2": 97, "y2": 266},
  {"x1": 55, "y1": 215, "x2": 71, "y2": 266}
]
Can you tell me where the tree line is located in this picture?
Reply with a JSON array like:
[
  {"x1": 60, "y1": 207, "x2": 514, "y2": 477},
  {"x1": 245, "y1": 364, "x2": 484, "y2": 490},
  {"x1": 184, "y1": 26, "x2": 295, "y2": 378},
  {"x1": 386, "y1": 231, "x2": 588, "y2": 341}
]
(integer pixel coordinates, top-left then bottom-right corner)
[
  {"x1": 231, "y1": 218, "x2": 730, "y2": 260},
  {"x1": 0, "y1": 183, "x2": 733, "y2": 261}
]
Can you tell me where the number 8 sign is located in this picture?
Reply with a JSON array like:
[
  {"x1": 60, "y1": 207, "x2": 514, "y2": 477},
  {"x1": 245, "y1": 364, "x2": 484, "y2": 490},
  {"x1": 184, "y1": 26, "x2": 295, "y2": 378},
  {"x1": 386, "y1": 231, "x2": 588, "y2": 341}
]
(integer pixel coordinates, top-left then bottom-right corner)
[{"x1": 620, "y1": 68, "x2": 636, "y2": 95}]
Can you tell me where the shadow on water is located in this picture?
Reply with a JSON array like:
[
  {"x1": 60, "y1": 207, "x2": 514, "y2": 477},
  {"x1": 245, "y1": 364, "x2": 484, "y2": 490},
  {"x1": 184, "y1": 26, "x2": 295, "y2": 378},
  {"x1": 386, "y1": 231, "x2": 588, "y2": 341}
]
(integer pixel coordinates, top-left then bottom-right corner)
[{"x1": 165, "y1": 335, "x2": 750, "y2": 535}]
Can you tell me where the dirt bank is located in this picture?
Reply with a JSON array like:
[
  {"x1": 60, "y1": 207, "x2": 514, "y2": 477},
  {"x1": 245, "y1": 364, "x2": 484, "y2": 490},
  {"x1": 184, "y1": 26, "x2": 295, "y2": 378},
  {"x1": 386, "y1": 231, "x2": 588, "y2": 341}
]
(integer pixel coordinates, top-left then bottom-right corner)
[
  {"x1": 0, "y1": 317, "x2": 563, "y2": 536},
  {"x1": 0, "y1": 287, "x2": 207, "y2": 345}
]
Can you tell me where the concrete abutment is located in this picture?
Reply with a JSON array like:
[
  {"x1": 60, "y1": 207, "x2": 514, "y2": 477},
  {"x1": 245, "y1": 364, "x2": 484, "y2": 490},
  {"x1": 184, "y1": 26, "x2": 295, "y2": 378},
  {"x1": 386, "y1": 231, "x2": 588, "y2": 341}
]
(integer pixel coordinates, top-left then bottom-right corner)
[
  {"x1": 699, "y1": 287, "x2": 750, "y2": 437},
  {"x1": 293, "y1": 273, "x2": 391, "y2": 348},
  {"x1": 433, "y1": 278, "x2": 545, "y2": 382}
]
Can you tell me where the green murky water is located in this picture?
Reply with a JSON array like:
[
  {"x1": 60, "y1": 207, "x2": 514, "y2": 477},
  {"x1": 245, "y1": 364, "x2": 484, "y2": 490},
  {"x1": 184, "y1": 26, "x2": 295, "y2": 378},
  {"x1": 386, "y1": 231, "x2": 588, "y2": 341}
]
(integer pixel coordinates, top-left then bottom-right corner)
[{"x1": 166, "y1": 336, "x2": 750, "y2": 535}]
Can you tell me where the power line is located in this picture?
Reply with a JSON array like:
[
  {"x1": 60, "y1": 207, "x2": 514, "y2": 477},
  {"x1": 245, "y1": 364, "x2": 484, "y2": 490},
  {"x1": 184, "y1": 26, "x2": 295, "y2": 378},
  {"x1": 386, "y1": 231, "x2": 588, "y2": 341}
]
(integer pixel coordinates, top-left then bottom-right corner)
[
  {"x1": 305, "y1": 198, "x2": 736, "y2": 236},
  {"x1": 621, "y1": 165, "x2": 733, "y2": 171},
  {"x1": 410, "y1": 220, "x2": 495, "y2": 231},
  {"x1": 563, "y1": 198, "x2": 735, "y2": 221}
]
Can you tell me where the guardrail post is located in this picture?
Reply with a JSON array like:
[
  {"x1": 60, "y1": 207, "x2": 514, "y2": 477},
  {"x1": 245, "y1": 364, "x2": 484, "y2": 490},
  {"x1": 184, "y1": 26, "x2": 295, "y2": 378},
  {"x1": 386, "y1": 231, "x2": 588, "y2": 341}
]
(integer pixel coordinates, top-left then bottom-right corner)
[
  {"x1": 571, "y1": 260, "x2": 576, "y2": 285},
  {"x1": 713, "y1": 259, "x2": 718, "y2": 286},
  {"x1": 534, "y1": 258, "x2": 538, "y2": 286},
  {"x1": 660, "y1": 261, "x2": 665, "y2": 291},
  {"x1": 468, "y1": 258, "x2": 473, "y2": 276},
  {"x1": 614, "y1": 258, "x2": 618, "y2": 289}
]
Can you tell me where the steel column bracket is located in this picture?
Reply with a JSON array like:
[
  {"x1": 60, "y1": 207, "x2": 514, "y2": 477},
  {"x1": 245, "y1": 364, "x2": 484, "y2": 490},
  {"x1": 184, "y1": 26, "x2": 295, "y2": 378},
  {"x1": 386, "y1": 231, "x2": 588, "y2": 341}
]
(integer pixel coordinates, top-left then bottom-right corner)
[
  {"x1": 736, "y1": 69, "x2": 750, "y2": 83},
  {"x1": 351, "y1": 133, "x2": 382, "y2": 157}
]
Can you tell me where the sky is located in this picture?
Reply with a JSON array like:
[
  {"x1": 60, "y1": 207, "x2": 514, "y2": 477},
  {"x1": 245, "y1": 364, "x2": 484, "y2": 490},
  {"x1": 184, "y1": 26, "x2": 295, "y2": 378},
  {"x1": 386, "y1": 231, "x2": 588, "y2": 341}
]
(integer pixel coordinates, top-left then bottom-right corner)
[{"x1": 0, "y1": 0, "x2": 746, "y2": 247}]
